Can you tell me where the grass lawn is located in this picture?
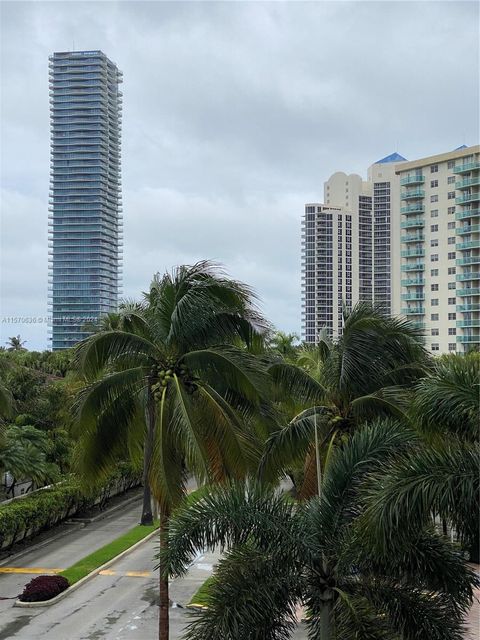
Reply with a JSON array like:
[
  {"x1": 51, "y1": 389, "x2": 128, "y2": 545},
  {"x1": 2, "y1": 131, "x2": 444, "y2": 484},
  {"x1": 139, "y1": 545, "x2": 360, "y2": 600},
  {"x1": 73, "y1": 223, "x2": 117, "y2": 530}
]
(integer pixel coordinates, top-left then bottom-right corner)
[
  {"x1": 60, "y1": 521, "x2": 159, "y2": 585},
  {"x1": 189, "y1": 576, "x2": 214, "y2": 607}
]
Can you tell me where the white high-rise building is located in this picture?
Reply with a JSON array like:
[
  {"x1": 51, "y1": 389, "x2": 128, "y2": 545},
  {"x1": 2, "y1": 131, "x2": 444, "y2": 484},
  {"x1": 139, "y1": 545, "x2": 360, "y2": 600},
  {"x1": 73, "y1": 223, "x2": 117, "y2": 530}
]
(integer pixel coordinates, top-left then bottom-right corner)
[
  {"x1": 301, "y1": 146, "x2": 479, "y2": 351},
  {"x1": 397, "y1": 145, "x2": 480, "y2": 353}
]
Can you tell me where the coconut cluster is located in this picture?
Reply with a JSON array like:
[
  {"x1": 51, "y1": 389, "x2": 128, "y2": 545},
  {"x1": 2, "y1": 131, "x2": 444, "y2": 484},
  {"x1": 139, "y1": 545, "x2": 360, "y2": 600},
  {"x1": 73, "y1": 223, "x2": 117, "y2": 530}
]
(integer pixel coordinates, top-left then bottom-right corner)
[{"x1": 151, "y1": 361, "x2": 197, "y2": 401}]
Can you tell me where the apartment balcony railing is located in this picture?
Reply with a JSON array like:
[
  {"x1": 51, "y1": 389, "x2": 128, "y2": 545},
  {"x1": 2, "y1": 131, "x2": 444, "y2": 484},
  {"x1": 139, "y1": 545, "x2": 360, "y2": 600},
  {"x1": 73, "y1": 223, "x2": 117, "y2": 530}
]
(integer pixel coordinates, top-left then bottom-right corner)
[
  {"x1": 456, "y1": 224, "x2": 480, "y2": 235},
  {"x1": 401, "y1": 204, "x2": 425, "y2": 215},
  {"x1": 410, "y1": 321, "x2": 426, "y2": 329},
  {"x1": 456, "y1": 287, "x2": 480, "y2": 296},
  {"x1": 400, "y1": 190, "x2": 425, "y2": 201},
  {"x1": 457, "y1": 303, "x2": 480, "y2": 312},
  {"x1": 456, "y1": 177, "x2": 480, "y2": 190},
  {"x1": 456, "y1": 272, "x2": 480, "y2": 281},
  {"x1": 400, "y1": 218, "x2": 424, "y2": 229},
  {"x1": 401, "y1": 234, "x2": 425, "y2": 243},
  {"x1": 457, "y1": 320, "x2": 480, "y2": 328},
  {"x1": 401, "y1": 307, "x2": 425, "y2": 315},
  {"x1": 456, "y1": 256, "x2": 480, "y2": 266},
  {"x1": 455, "y1": 209, "x2": 480, "y2": 221},
  {"x1": 457, "y1": 335, "x2": 480, "y2": 343},
  {"x1": 401, "y1": 263, "x2": 425, "y2": 272},
  {"x1": 456, "y1": 193, "x2": 480, "y2": 205},
  {"x1": 400, "y1": 175, "x2": 424, "y2": 186},
  {"x1": 401, "y1": 248, "x2": 425, "y2": 258},
  {"x1": 401, "y1": 278, "x2": 425, "y2": 287},
  {"x1": 401, "y1": 293, "x2": 425, "y2": 301},
  {"x1": 456, "y1": 240, "x2": 480, "y2": 251},
  {"x1": 453, "y1": 161, "x2": 480, "y2": 174}
]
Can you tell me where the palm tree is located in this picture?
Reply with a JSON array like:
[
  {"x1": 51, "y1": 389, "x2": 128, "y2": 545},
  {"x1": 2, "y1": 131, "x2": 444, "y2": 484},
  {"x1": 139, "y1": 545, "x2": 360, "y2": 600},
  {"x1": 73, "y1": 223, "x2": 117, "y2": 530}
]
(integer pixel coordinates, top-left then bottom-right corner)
[
  {"x1": 0, "y1": 424, "x2": 59, "y2": 495},
  {"x1": 163, "y1": 420, "x2": 478, "y2": 640},
  {"x1": 74, "y1": 261, "x2": 269, "y2": 639},
  {"x1": 6, "y1": 335, "x2": 26, "y2": 351},
  {"x1": 263, "y1": 303, "x2": 430, "y2": 496},
  {"x1": 268, "y1": 331, "x2": 300, "y2": 362},
  {"x1": 364, "y1": 352, "x2": 480, "y2": 562}
]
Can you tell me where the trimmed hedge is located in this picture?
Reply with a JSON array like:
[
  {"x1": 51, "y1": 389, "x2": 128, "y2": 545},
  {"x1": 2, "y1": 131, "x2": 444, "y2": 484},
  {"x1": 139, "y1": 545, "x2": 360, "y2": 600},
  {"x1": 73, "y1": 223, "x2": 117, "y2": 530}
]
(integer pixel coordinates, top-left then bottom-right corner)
[
  {"x1": 19, "y1": 575, "x2": 70, "y2": 602},
  {"x1": 0, "y1": 462, "x2": 141, "y2": 550}
]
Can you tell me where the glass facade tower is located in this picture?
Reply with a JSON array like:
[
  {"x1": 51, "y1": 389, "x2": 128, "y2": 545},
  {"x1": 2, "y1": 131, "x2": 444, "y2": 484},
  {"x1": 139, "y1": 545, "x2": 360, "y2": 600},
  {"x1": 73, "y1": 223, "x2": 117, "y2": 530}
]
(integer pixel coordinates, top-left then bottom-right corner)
[{"x1": 48, "y1": 50, "x2": 123, "y2": 350}]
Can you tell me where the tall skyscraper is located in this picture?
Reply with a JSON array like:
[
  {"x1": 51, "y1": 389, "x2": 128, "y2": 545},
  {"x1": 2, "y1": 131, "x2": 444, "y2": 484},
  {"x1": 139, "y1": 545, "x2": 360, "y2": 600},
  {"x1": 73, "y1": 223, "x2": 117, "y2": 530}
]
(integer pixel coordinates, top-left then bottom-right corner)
[
  {"x1": 302, "y1": 173, "x2": 372, "y2": 342},
  {"x1": 48, "y1": 50, "x2": 123, "y2": 350},
  {"x1": 397, "y1": 145, "x2": 480, "y2": 353}
]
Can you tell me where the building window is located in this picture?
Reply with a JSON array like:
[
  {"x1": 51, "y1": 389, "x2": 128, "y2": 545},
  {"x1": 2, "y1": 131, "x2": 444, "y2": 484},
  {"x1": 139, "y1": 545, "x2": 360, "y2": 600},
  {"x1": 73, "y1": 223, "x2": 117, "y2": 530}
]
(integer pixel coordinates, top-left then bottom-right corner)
[
  {"x1": 431, "y1": 224, "x2": 438, "y2": 232},
  {"x1": 431, "y1": 284, "x2": 439, "y2": 291},
  {"x1": 431, "y1": 165, "x2": 438, "y2": 173},
  {"x1": 448, "y1": 176, "x2": 455, "y2": 184},
  {"x1": 448, "y1": 282, "x2": 456, "y2": 290},
  {"x1": 430, "y1": 239, "x2": 439, "y2": 247},
  {"x1": 448, "y1": 221, "x2": 456, "y2": 229},
  {"x1": 431, "y1": 343, "x2": 439, "y2": 351},
  {"x1": 431, "y1": 254, "x2": 439, "y2": 262},
  {"x1": 431, "y1": 268, "x2": 439, "y2": 276},
  {"x1": 448, "y1": 237, "x2": 456, "y2": 244},
  {"x1": 448, "y1": 312, "x2": 456, "y2": 320},
  {"x1": 448, "y1": 297, "x2": 456, "y2": 305},
  {"x1": 431, "y1": 210, "x2": 439, "y2": 218},
  {"x1": 448, "y1": 328, "x2": 456, "y2": 336},
  {"x1": 430, "y1": 179, "x2": 438, "y2": 188},
  {"x1": 431, "y1": 299, "x2": 439, "y2": 306},
  {"x1": 448, "y1": 267, "x2": 456, "y2": 275},
  {"x1": 448, "y1": 206, "x2": 456, "y2": 215},
  {"x1": 431, "y1": 313, "x2": 439, "y2": 321},
  {"x1": 448, "y1": 191, "x2": 456, "y2": 200},
  {"x1": 448, "y1": 343, "x2": 457, "y2": 351},
  {"x1": 448, "y1": 160, "x2": 455, "y2": 169},
  {"x1": 448, "y1": 252, "x2": 456, "y2": 260},
  {"x1": 431, "y1": 328, "x2": 439, "y2": 336},
  {"x1": 430, "y1": 195, "x2": 438, "y2": 203}
]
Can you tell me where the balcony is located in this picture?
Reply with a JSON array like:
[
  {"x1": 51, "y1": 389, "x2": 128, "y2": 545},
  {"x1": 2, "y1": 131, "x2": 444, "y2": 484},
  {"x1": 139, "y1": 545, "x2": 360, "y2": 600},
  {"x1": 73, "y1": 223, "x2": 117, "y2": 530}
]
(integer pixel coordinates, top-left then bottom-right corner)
[
  {"x1": 457, "y1": 320, "x2": 480, "y2": 328},
  {"x1": 401, "y1": 293, "x2": 425, "y2": 301},
  {"x1": 457, "y1": 335, "x2": 480, "y2": 343},
  {"x1": 456, "y1": 177, "x2": 480, "y2": 190},
  {"x1": 456, "y1": 193, "x2": 480, "y2": 205},
  {"x1": 453, "y1": 161, "x2": 480, "y2": 174},
  {"x1": 401, "y1": 234, "x2": 425, "y2": 243},
  {"x1": 401, "y1": 263, "x2": 425, "y2": 272},
  {"x1": 400, "y1": 175, "x2": 424, "y2": 186},
  {"x1": 401, "y1": 189, "x2": 425, "y2": 201},
  {"x1": 401, "y1": 218, "x2": 424, "y2": 229},
  {"x1": 456, "y1": 240, "x2": 480, "y2": 251},
  {"x1": 401, "y1": 248, "x2": 425, "y2": 258},
  {"x1": 401, "y1": 278, "x2": 425, "y2": 287},
  {"x1": 402, "y1": 307, "x2": 425, "y2": 315},
  {"x1": 456, "y1": 256, "x2": 480, "y2": 266},
  {"x1": 455, "y1": 208, "x2": 480, "y2": 221},
  {"x1": 456, "y1": 272, "x2": 480, "y2": 281},
  {"x1": 457, "y1": 303, "x2": 480, "y2": 312},
  {"x1": 401, "y1": 204, "x2": 425, "y2": 215},
  {"x1": 456, "y1": 288, "x2": 480, "y2": 296},
  {"x1": 456, "y1": 224, "x2": 480, "y2": 235},
  {"x1": 410, "y1": 321, "x2": 426, "y2": 329}
]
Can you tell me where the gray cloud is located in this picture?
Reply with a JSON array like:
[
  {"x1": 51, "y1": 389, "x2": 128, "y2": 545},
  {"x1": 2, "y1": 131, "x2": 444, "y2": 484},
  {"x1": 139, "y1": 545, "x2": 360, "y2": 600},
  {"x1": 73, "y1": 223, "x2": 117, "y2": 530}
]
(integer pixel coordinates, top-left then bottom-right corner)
[{"x1": 1, "y1": 1, "x2": 479, "y2": 349}]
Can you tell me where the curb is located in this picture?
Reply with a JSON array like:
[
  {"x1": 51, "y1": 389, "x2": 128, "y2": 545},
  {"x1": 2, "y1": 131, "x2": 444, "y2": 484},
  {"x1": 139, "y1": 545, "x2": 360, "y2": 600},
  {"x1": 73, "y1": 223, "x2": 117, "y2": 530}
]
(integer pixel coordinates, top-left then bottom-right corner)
[{"x1": 14, "y1": 527, "x2": 159, "y2": 608}]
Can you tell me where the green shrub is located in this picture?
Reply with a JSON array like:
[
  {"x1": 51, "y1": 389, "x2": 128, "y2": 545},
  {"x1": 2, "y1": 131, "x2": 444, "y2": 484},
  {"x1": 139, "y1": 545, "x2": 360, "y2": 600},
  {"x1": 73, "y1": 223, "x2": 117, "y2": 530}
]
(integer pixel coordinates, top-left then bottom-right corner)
[{"x1": 0, "y1": 464, "x2": 140, "y2": 549}]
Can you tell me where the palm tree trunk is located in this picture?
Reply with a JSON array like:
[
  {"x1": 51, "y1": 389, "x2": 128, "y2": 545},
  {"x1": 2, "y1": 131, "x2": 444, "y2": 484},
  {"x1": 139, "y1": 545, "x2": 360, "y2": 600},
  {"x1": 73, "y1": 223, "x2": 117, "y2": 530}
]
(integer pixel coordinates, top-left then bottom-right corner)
[
  {"x1": 140, "y1": 391, "x2": 155, "y2": 525},
  {"x1": 159, "y1": 512, "x2": 170, "y2": 640},
  {"x1": 319, "y1": 600, "x2": 333, "y2": 640}
]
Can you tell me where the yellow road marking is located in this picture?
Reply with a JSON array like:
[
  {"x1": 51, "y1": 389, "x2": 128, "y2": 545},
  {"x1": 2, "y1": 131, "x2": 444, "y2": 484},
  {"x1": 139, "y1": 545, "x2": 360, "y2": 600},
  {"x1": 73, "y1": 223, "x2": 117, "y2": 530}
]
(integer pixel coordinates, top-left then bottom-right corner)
[
  {"x1": 98, "y1": 569, "x2": 152, "y2": 578},
  {"x1": 0, "y1": 567, "x2": 63, "y2": 575}
]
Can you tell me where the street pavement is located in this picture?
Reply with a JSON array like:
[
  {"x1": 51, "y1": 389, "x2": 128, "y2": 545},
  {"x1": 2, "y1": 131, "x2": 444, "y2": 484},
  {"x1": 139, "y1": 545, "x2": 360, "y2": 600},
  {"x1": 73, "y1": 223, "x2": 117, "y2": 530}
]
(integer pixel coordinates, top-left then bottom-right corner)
[{"x1": 0, "y1": 499, "x2": 475, "y2": 639}]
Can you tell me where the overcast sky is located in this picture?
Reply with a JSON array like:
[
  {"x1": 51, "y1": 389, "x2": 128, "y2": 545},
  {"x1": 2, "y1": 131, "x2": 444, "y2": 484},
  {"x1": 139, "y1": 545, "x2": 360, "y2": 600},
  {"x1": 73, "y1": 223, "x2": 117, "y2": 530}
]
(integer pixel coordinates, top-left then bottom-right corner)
[{"x1": 0, "y1": 1, "x2": 478, "y2": 350}]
